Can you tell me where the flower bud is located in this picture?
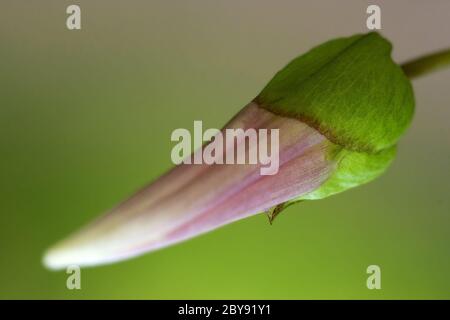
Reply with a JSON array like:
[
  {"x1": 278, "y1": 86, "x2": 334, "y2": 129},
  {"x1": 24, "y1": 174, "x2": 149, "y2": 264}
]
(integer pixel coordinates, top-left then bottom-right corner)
[{"x1": 43, "y1": 32, "x2": 414, "y2": 269}]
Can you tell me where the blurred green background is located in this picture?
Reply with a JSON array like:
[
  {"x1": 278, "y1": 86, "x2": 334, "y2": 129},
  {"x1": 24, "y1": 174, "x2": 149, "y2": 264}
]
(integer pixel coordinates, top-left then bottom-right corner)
[{"x1": 1, "y1": 0, "x2": 449, "y2": 299}]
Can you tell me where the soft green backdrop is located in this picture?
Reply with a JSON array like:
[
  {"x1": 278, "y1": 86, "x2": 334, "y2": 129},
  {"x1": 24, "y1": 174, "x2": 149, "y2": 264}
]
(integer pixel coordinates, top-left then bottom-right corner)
[{"x1": 1, "y1": 0, "x2": 449, "y2": 299}]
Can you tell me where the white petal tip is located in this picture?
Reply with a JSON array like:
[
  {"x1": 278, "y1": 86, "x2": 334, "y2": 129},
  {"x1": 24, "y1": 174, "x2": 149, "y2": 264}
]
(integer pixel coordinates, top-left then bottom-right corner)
[{"x1": 42, "y1": 245, "x2": 102, "y2": 270}]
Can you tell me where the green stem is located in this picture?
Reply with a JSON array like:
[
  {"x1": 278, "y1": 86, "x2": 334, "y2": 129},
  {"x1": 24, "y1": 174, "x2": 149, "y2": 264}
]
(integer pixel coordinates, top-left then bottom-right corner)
[{"x1": 402, "y1": 48, "x2": 450, "y2": 79}]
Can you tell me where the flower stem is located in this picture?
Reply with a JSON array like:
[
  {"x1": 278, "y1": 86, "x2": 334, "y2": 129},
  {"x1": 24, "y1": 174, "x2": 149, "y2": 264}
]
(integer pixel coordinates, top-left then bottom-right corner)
[{"x1": 402, "y1": 48, "x2": 450, "y2": 79}]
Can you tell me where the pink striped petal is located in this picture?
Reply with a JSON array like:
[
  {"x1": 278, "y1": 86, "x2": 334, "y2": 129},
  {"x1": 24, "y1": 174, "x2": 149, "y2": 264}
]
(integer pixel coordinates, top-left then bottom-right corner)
[{"x1": 43, "y1": 102, "x2": 336, "y2": 269}]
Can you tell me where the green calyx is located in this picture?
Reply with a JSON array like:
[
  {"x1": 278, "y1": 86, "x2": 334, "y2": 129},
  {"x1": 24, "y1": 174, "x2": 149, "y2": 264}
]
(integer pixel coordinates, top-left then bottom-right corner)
[
  {"x1": 256, "y1": 32, "x2": 415, "y2": 203},
  {"x1": 256, "y1": 32, "x2": 414, "y2": 154},
  {"x1": 299, "y1": 145, "x2": 397, "y2": 200}
]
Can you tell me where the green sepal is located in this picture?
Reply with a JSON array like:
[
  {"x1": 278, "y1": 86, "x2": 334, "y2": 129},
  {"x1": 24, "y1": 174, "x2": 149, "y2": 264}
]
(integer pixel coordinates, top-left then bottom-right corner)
[
  {"x1": 266, "y1": 201, "x2": 300, "y2": 224},
  {"x1": 256, "y1": 32, "x2": 414, "y2": 153},
  {"x1": 300, "y1": 144, "x2": 396, "y2": 200}
]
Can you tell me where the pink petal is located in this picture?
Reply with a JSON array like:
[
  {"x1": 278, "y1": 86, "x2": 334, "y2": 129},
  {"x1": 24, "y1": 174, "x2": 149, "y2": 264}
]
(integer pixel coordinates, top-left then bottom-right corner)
[{"x1": 43, "y1": 102, "x2": 336, "y2": 269}]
